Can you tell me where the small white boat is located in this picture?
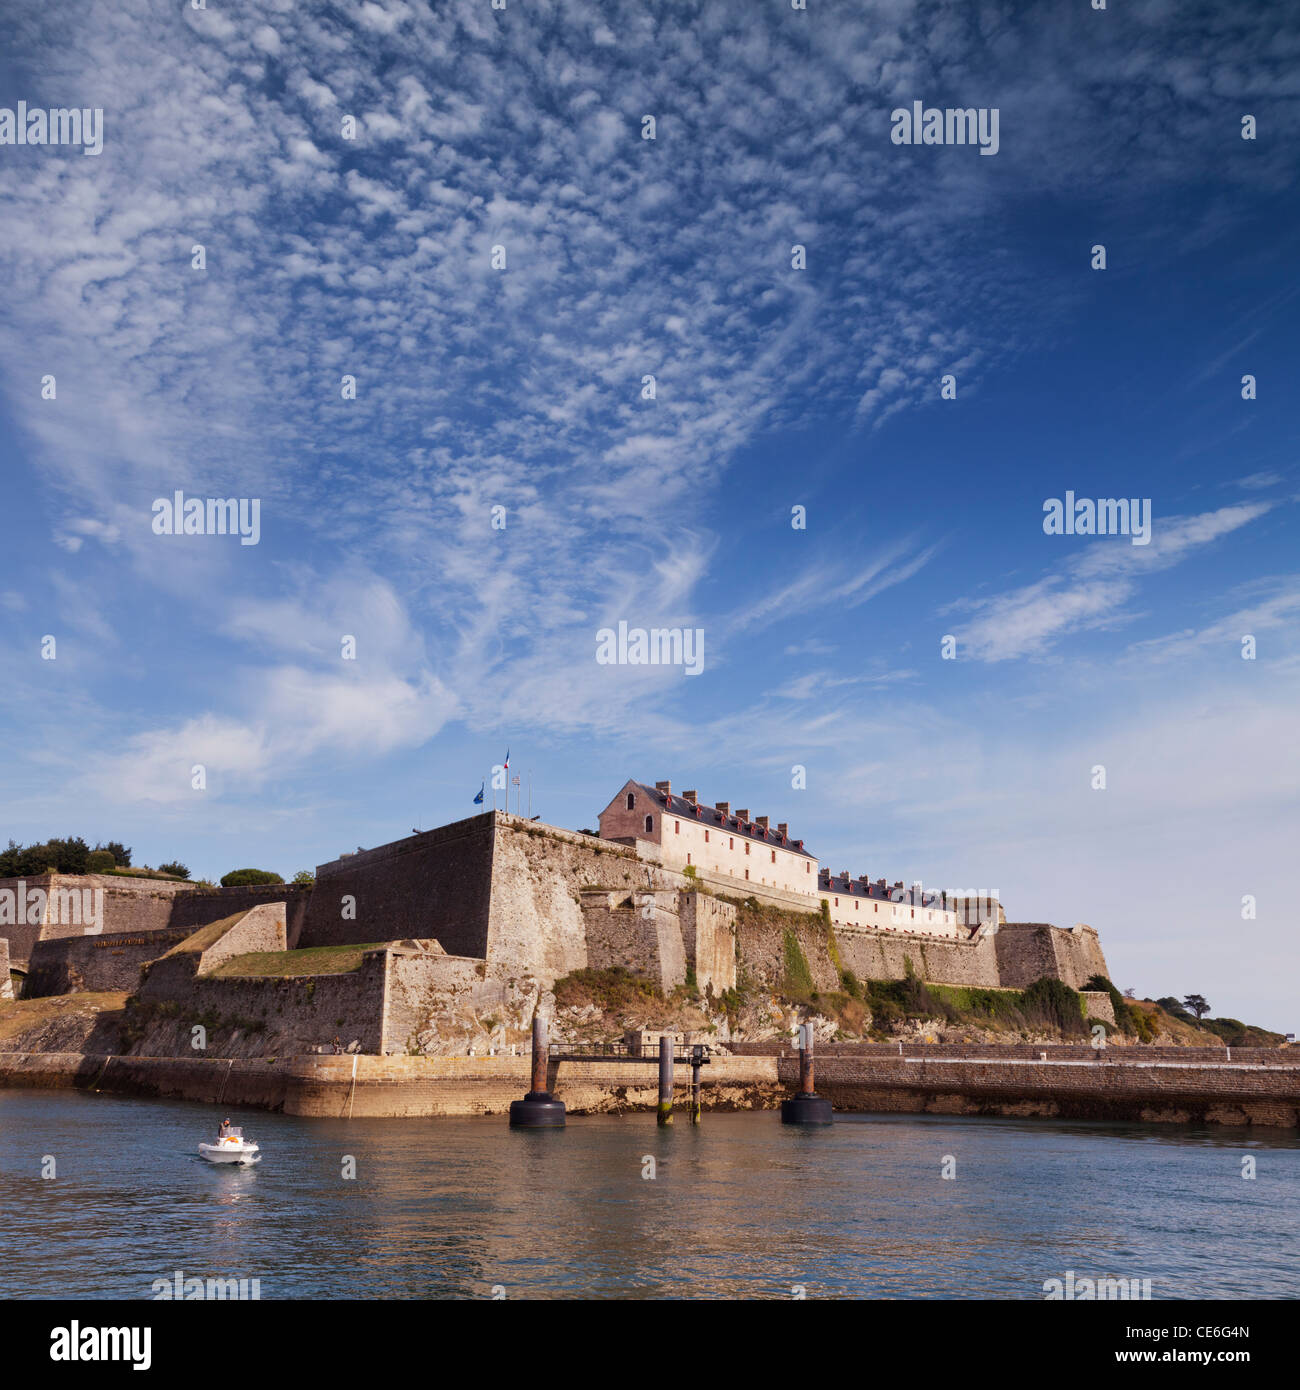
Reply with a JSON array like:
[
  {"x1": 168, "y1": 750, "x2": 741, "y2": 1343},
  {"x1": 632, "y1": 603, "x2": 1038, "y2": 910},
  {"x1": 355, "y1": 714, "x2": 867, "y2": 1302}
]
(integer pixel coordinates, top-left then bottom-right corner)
[{"x1": 199, "y1": 1121, "x2": 261, "y2": 1165}]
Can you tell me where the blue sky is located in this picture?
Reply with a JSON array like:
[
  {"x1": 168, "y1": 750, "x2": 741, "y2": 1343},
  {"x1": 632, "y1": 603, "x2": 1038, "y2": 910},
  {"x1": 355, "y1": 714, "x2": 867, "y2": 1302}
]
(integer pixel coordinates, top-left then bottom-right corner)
[{"x1": 1, "y1": 1, "x2": 1297, "y2": 1028}]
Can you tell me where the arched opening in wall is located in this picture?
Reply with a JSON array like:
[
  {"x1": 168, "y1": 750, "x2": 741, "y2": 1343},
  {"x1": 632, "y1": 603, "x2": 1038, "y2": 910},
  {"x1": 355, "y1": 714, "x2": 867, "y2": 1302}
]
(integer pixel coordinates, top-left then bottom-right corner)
[
  {"x1": 644, "y1": 815, "x2": 653, "y2": 833},
  {"x1": 626, "y1": 792, "x2": 635, "y2": 810}
]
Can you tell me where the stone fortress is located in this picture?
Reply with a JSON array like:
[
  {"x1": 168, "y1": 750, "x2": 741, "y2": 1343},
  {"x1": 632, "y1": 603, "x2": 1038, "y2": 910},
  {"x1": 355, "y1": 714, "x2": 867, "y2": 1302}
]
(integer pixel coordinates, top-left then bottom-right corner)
[{"x1": 2, "y1": 777, "x2": 1110, "y2": 1057}]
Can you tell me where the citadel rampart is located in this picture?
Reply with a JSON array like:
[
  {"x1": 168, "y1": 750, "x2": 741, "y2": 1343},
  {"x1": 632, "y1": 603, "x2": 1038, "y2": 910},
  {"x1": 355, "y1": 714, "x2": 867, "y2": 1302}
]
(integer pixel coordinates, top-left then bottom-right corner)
[
  {"x1": 995, "y1": 922, "x2": 1108, "y2": 990},
  {"x1": 0, "y1": 872, "x2": 312, "y2": 976},
  {"x1": 3, "y1": 813, "x2": 1116, "y2": 1064},
  {"x1": 300, "y1": 814, "x2": 496, "y2": 955}
]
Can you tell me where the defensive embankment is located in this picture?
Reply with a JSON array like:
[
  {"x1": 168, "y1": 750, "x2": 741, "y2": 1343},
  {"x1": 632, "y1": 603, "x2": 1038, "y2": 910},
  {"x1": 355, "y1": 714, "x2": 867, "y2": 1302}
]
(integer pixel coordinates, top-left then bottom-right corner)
[{"x1": 1, "y1": 1048, "x2": 1296, "y2": 1127}]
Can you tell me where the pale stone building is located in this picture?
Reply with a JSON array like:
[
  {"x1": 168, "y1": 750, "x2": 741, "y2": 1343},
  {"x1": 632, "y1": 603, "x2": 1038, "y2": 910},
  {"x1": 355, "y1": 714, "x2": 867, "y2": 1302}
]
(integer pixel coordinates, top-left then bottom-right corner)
[
  {"x1": 818, "y1": 870, "x2": 964, "y2": 940},
  {"x1": 597, "y1": 780, "x2": 819, "y2": 898}
]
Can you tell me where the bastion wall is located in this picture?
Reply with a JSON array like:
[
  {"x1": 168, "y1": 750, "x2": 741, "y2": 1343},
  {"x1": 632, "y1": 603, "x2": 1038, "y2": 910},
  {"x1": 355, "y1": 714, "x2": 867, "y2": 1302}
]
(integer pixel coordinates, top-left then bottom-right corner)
[{"x1": 299, "y1": 814, "x2": 496, "y2": 956}]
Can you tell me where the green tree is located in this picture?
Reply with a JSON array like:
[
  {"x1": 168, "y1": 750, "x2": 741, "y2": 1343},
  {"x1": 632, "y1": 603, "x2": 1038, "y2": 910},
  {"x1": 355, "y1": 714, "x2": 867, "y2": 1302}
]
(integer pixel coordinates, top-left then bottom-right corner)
[
  {"x1": 291, "y1": 870, "x2": 315, "y2": 885},
  {"x1": 158, "y1": 861, "x2": 190, "y2": 879},
  {"x1": 1182, "y1": 993, "x2": 1211, "y2": 1020},
  {"x1": 220, "y1": 868, "x2": 284, "y2": 887}
]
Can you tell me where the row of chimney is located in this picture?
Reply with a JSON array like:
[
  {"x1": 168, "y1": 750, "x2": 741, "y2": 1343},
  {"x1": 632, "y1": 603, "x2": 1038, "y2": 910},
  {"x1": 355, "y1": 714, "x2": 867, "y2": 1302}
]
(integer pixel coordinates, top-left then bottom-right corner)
[{"x1": 655, "y1": 780, "x2": 789, "y2": 839}]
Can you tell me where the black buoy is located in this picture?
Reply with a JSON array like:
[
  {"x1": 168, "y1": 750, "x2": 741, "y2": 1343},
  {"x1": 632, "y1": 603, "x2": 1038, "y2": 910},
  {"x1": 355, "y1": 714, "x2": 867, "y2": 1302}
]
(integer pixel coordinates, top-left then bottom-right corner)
[
  {"x1": 509, "y1": 1013, "x2": 566, "y2": 1128},
  {"x1": 780, "y1": 1023, "x2": 833, "y2": 1125}
]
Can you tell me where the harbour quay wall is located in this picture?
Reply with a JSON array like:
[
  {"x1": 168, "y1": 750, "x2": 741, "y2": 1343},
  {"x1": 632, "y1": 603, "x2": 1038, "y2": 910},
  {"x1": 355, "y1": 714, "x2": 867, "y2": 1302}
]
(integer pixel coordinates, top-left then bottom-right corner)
[
  {"x1": 807, "y1": 1055, "x2": 1300, "y2": 1127},
  {"x1": 0, "y1": 1052, "x2": 290, "y2": 1109},
  {"x1": 2, "y1": 1051, "x2": 1296, "y2": 1127}
]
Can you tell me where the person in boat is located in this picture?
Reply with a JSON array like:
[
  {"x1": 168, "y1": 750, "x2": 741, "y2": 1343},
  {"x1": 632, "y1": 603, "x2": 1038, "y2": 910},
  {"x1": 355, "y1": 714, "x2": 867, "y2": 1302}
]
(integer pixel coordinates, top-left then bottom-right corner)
[{"x1": 219, "y1": 1118, "x2": 234, "y2": 1138}]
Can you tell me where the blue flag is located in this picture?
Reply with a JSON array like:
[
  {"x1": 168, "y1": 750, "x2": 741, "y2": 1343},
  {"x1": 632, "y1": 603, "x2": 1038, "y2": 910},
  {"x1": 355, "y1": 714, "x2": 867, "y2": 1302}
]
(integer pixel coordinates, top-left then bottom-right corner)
[{"x1": 473, "y1": 782, "x2": 484, "y2": 804}]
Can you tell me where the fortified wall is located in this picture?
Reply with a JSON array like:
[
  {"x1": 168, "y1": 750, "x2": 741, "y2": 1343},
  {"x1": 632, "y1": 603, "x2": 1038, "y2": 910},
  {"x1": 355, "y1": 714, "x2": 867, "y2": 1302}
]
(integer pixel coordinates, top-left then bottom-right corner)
[
  {"x1": 7, "y1": 813, "x2": 1112, "y2": 1046},
  {"x1": 995, "y1": 922, "x2": 1109, "y2": 990},
  {"x1": 303, "y1": 814, "x2": 740, "y2": 995},
  {"x1": 0, "y1": 872, "x2": 312, "y2": 973}
]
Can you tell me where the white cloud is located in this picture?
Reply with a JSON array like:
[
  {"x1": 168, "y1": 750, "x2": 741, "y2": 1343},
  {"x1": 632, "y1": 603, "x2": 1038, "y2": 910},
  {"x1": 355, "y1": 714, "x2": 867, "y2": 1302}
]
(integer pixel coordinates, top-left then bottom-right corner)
[{"x1": 955, "y1": 505, "x2": 1272, "y2": 662}]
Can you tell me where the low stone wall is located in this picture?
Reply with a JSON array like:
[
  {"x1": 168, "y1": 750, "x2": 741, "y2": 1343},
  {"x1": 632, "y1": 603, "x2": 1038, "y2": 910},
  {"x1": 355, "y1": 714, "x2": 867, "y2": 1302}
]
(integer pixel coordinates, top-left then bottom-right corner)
[
  {"x1": 809, "y1": 1054, "x2": 1300, "y2": 1127},
  {"x1": 25, "y1": 928, "x2": 197, "y2": 998},
  {"x1": 131, "y1": 911, "x2": 387, "y2": 1057},
  {"x1": 131, "y1": 956, "x2": 387, "y2": 1058},
  {"x1": 3, "y1": 1050, "x2": 1295, "y2": 1126},
  {"x1": 834, "y1": 926, "x2": 1002, "y2": 989},
  {"x1": 726, "y1": 1041, "x2": 1294, "y2": 1062}
]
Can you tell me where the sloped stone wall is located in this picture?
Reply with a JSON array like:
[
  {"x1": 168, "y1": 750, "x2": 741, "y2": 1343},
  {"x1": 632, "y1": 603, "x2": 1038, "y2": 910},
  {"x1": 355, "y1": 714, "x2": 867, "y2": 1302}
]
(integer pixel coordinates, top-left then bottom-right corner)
[{"x1": 300, "y1": 814, "x2": 495, "y2": 955}]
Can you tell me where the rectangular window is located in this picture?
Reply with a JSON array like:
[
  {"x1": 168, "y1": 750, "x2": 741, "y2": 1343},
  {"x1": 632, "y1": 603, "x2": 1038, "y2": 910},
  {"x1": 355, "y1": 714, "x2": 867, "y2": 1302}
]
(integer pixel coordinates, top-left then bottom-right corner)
[
  {"x1": 729, "y1": 837, "x2": 734, "y2": 850},
  {"x1": 704, "y1": 830, "x2": 709, "y2": 843},
  {"x1": 674, "y1": 821, "x2": 679, "y2": 835},
  {"x1": 744, "y1": 842, "x2": 750, "y2": 855},
  {"x1": 744, "y1": 869, "x2": 749, "y2": 880},
  {"x1": 687, "y1": 854, "x2": 691, "y2": 865}
]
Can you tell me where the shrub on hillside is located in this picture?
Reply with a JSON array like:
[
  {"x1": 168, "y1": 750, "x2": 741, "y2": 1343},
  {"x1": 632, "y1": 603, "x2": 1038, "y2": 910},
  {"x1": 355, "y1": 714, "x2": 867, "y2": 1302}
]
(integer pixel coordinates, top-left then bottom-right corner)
[
  {"x1": 158, "y1": 862, "x2": 190, "y2": 879},
  {"x1": 86, "y1": 850, "x2": 117, "y2": 874},
  {"x1": 220, "y1": 868, "x2": 284, "y2": 887},
  {"x1": 1021, "y1": 977, "x2": 1087, "y2": 1036},
  {"x1": 1083, "y1": 974, "x2": 1136, "y2": 1034},
  {"x1": 1156, "y1": 995, "x2": 1195, "y2": 1022}
]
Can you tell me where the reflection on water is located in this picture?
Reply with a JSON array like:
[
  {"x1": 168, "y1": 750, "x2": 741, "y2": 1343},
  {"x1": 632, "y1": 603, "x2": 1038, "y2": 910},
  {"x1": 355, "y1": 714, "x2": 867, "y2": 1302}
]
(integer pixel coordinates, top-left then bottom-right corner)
[{"x1": 1, "y1": 1089, "x2": 1296, "y2": 1299}]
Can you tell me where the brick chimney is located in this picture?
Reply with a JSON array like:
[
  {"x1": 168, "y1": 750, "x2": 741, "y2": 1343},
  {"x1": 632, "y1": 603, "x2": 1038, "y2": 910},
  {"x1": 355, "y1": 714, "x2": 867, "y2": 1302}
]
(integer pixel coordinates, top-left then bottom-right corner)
[
  {"x1": 777, "y1": 822, "x2": 788, "y2": 837},
  {"x1": 655, "y1": 780, "x2": 671, "y2": 797},
  {"x1": 735, "y1": 808, "x2": 749, "y2": 822},
  {"x1": 683, "y1": 789, "x2": 697, "y2": 806},
  {"x1": 756, "y1": 815, "x2": 769, "y2": 831},
  {"x1": 716, "y1": 801, "x2": 730, "y2": 816}
]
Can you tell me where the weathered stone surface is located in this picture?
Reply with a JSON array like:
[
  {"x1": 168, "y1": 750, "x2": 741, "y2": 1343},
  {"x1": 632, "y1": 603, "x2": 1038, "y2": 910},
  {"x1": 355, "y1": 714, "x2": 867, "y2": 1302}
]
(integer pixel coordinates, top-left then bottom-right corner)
[{"x1": 1, "y1": 1050, "x2": 1294, "y2": 1128}]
